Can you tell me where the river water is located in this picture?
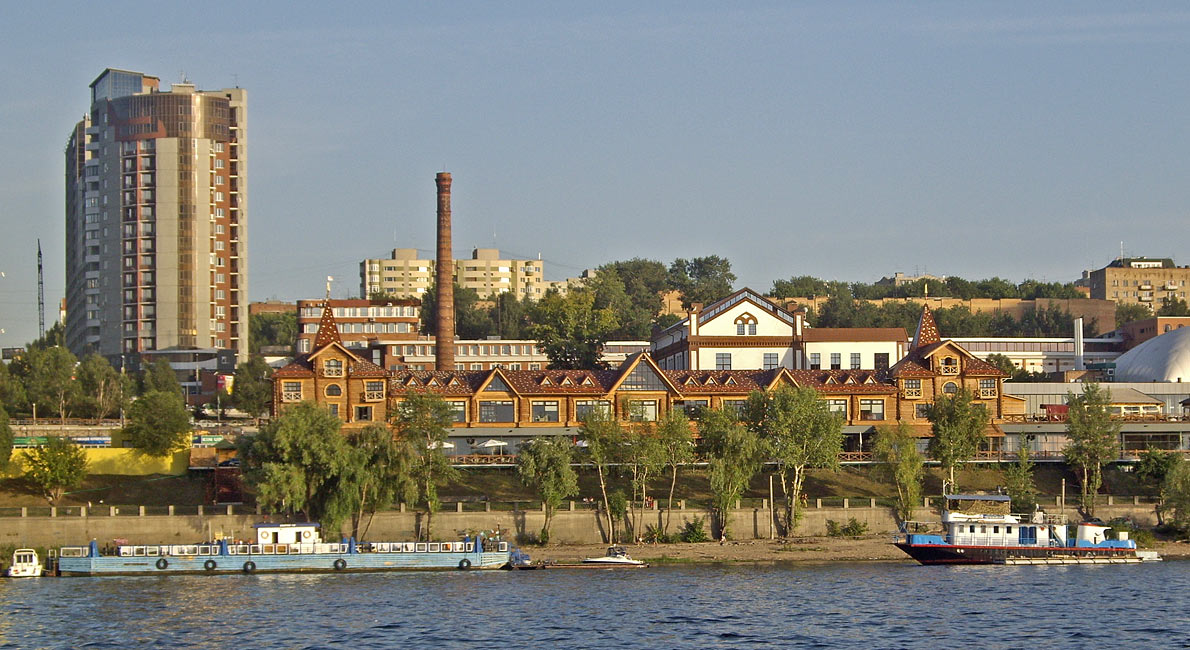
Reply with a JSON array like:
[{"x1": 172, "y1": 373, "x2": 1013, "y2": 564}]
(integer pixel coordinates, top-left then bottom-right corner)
[{"x1": 1, "y1": 560, "x2": 1186, "y2": 649}]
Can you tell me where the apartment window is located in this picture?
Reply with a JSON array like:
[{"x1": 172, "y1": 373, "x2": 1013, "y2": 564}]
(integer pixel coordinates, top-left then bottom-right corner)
[
  {"x1": 859, "y1": 399, "x2": 884, "y2": 421},
  {"x1": 628, "y1": 399, "x2": 658, "y2": 422},
  {"x1": 830, "y1": 353, "x2": 841, "y2": 370},
  {"x1": 809, "y1": 353, "x2": 821, "y2": 370},
  {"x1": 826, "y1": 399, "x2": 848, "y2": 417},
  {"x1": 850, "y1": 353, "x2": 861, "y2": 370},
  {"x1": 763, "y1": 353, "x2": 779, "y2": 370},
  {"x1": 354, "y1": 406, "x2": 373, "y2": 422},
  {"x1": 715, "y1": 353, "x2": 732, "y2": 370},
  {"x1": 479, "y1": 400, "x2": 515, "y2": 422},
  {"x1": 576, "y1": 400, "x2": 611, "y2": 419},
  {"x1": 531, "y1": 401, "x2": 559, "y2": 422}
]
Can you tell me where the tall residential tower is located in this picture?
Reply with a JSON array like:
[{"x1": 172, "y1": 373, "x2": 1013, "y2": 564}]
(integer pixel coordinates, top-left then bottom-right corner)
[{"x1": 65, "y1": 68, "x2": 248, "y2": 363}]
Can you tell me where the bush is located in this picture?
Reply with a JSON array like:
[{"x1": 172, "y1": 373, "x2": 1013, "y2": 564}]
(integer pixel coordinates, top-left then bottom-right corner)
[
  {"x1": 826, "y1": 518, "x2": 869, "y2": 538},
  {"x1": 643, "y1": 524, "x2": 671, "y2": 544},
  {"x1": 680, "y1": 516, "x2": 710, "y2": 543}
]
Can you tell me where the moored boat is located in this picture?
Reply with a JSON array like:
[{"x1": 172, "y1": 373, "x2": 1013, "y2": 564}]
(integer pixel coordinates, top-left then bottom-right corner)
[
  {"x1": 581, "y1": 546, "x2": 647, "y2": 567},
  {"x1": 895, "y1": 494, "x2": 1160, "y2": 565},
  {"x1": 54, "y1": 523, "x2": 512, "y2": 576},
  {"x1": 7, "y1": 549, "x2": 43, "y2": 578}
]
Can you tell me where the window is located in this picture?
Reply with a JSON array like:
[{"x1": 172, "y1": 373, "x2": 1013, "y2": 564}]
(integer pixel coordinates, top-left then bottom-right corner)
[
  {"x1": 479, "y1": 400, "x2": 514, "y2": 422},
  {"x1": 325, "y1": 384, "x2": 342, "y2": 397},
  {"x1": 979, "y1": 378, "x2": 997, "y2": 399},
  {"x1": 281, "y1": 382, "x2": 302, "y2": 402},
  {"x1": 364, "y1": 380, "x2": 384, "y2": 401},
  {"x1": 576, "y1": 400, "x2": 611, "y2": 419},
  {"x1": 620, "y1": 364, "x2": 667, "y2": 391},
  {"x1": 859, "y1": 399, "x2": 884, "y2": 421},
  {"x1": 484, "y1": 375, "x2": 511, "y2": 392},
  {"x1": 323, "y1": 359, "x2": 344, "y2": 377},
  {"x1": 676, "y1": 400, "x2": 708, "y2": 417},
  {"x1": 628, "y1": 400, "x2": 658, "y2": 422},
  {"x1": 448, "y1": 401, "x2": 466, "y2": 422},
  {"x1": 328, "y1": 404, "x2": 339, "y2": 417},
  {"x1": 826, "y1": 399, "x2": 847, "y2": 417},
  {"x1": 850, "y1": 353, "x2": 861, "y2": 370},
  {"x1": 943, "y1": 382, "x2": 958, "y2": 395},
  {"x1": 830, "y1": 353, "x2": 841, "y2": 370},
  {"x1": 903, "y1": 379, "x2": 922, "y2": 398},
  {"x1": 722, "y1": 400, "x2": 748, "y2": 416},
  {"x1": 531, "y1": 401, "x2": 559, "y2": 422},
  {"x1": 734, "y1": 314, "x2": 758, "y2": 336},
  {"x1": 763, "y1": 353, "x2": 779, "y2": 370},
  {"x1": 874, "y1": 353, "x2": 890, "y2": 372},
  {"x1": 915, "y1": 403, "x2": 931, "y2": 419},
  {"x1": 809, "y1": 353, "x2": 820, "y2": 370},
  {"x1": 715, "y1": 353, "x2": 732, "y2": 370},
  {"x1": 354, "y1": 406, "x2": 373, "y2": 422}
]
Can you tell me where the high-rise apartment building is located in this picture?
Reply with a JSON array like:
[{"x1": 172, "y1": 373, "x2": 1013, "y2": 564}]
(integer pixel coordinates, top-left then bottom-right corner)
[
  {"x1": 360, "y1": 248, "x2": 546, "y2": 301},
  {"x1": 65, "y1": 68, "x2": 248, "y2": 363},
  {"x1": 1082, "y1": 258, "x2": 1190, "y2": 310}
]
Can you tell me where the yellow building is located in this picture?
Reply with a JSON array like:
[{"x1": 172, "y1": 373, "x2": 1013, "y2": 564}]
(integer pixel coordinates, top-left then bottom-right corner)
[{"x1": 360, "y1": 248, "x2": 546, "y2": 300}]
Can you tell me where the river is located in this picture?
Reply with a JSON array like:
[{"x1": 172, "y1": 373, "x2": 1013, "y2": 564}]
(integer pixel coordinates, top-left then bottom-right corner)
[{"x1": 1, "y1": 561, "x2": 1185, "y2": 648}]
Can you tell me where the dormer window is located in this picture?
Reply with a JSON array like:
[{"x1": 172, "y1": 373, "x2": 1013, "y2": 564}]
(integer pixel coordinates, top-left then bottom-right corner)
[{"x1": 323, "y1": 359, "x2": 344, "y2": 377}]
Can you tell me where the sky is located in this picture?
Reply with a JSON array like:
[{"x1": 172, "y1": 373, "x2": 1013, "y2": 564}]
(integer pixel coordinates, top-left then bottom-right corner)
[{"x1": 2, "y1": 1, "x2": 1189, "y2": 348}]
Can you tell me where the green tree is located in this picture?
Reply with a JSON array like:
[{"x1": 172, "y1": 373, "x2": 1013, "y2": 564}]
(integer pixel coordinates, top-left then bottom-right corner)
[
  {"x1": 598, "y1": 258, "x2": 671, "y2": 336},
  {"x1": 1160, "y1": 457, "x2": 1190, "y2": 532},
  {"x1": 985, "y1": 353, "x2": 1018, "y2": 377},
  {"x1": 493, "y1": 292, "x2": 531, "y2": 339},
  {"x1": 770, "y1": 276, "x2": 832, "y2": 299},
  {"x1": 1004, "y1": 438, "x2": 1038, "y2": 513},
  {"x1": 668, "y1": 255, "x2": 736, "y2": 310},
  {"x1": 873, "y1": 422, "x2": 924, "y2": 522},
  {"x1": 245, "y1": 401, "x2": 348, "y2": 523},
  {"x1": 529, "y1": 289, "x2": 619, "y2": 369},
  {"x1": 0, "y1": 361, "x2": 28, "y2": 416},
  {"x1": 390, "y1": 391, "x2": 459, "y2": 541},
  {"x1": 420, "y1": 283, "x2": 495, "y2": 339},
  {"x1": 75, "y1": 354, "x2": 130, "y2": 420},
  {"x1": 141, "y1": 358, "x2": 181, "y2": 396},
  {"x1": 123, "y1": 390, "x2": 193, "y2": 457},
  {"x1": 24, "y1": 345, "x2": 80, "y2": 424},
  {"x1": 656, "y1": 409, "x2": 695, "y2": 536},
  {"x1": 23, "y1": 436, "x2": 88, "y2": 504},
  {"x1": 1115, "y1": 302, "x2": 1152, "y2": 328},
  {"x1": 745, "y1": 386, "x2": 843, "y2": 533},
  {"x1": 700, "y1": 406, "x2": 762, "y2": 539},
  {"x1": 622, "y1": 420, "x2": 664, "y2": 541},
  {"x1": 516, "y1": 437, "x2": 578, "y2": 544},
  {"x1": 232, "y1": 356, "x2": 274, "y2": 420},
  {"x1": 0, "y1": 407, "x2": 13, "y2": 469},
  {"x1": 1065, "y1": 383, "x2": 1120, "y2": 517},
  {"x1": 330, "y1": 423, "x2": 413, "y2": 540},
  {"x1": 579, "y1": 406, "x2": 626, "y2": 542},
  {"x1": 249, "y1": 311, "x2": 298, "y2": 354},
  {"x1": 1136, "y1": 447, "x2": 1180, "y2": 492},
  {"x1": 927, "y1": 387, "x2": 989, "y2": 493},
  {"x1": 1158, "y1": 297, "x2": 1190, "y2": 316}
]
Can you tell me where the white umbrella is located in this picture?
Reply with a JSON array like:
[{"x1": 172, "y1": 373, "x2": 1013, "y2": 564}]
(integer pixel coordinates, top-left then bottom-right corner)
[
  {"x1": 429, "y1": 441, "x2": 456, "y2": 449},
  {"x1": 477, "y1": 439, "x2": 508, "y2": 448}
]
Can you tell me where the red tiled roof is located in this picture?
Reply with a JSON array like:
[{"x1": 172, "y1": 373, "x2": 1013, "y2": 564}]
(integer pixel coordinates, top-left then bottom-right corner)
[
  {"x1": 313, "y1": 301, "x2": 342, "y2": 349},
  {"x1": 912, "y1": 305, "x2": 941, "y2": 348}
]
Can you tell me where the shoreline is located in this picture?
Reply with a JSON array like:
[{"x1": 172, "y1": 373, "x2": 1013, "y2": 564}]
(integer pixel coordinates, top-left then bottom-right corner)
[{"x1": 522, "y1": 537, "x2": 1190, "y2": 565}]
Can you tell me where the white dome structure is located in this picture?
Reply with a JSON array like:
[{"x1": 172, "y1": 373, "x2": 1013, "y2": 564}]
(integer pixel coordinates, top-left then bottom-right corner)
[{"x1": 1114, "y1": 326, "x2": 1190, "y2": 382}]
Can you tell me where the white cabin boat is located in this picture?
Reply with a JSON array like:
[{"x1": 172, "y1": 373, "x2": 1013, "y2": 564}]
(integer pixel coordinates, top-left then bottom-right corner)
[{"x1": 7, "y1": 549, "x2": 43, "y2": 577}]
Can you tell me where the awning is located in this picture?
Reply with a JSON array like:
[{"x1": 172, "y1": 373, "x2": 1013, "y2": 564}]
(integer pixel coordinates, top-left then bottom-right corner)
[{"x1": 478, "y1": 439, "x2": 508, "y2": 448}]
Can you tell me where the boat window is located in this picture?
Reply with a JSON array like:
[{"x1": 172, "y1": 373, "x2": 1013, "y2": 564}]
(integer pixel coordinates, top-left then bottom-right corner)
[
  {"x1": 993, "y1": 526, "x2": 999, "y2": 534},
  {"x1": 980, "y1": 526, "x2": 986, "y2": 534},
  {"x1": 969, "y1": 525, "x2": 975, "y2": 533},
  {"x1": 1006, "y1": 527, "x2": 1012, "y2": 534}
]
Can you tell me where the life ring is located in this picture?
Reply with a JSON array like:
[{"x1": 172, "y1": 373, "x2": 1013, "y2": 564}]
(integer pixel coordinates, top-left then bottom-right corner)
[
  {"x1": 302, "y1": 530, "x2": 312, "y2": 539},
  {"x1": 458, "y1": 558, "x2": 472, "y2": 570},
  {"x1": 155, "y1": 558, "x2": 168, "y2": 570},
  {"x1": 242, "y1": 561, "x2": 256, "y2": 574},
  {"x1": 204, "y1": 559, "x2": 217, "y2": 571},
  {"x1": 333, "y1": 559, "x2": 347, "y2": 571}
]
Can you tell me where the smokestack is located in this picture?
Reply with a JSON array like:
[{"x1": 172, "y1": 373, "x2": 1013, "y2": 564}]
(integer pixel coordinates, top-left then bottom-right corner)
[
  {"x1": 435, "y1": 172, "x2": 455, "y2": 371},
  {"x1": 1074, "y1": 317, "x2": 1085, "y2": 371}
]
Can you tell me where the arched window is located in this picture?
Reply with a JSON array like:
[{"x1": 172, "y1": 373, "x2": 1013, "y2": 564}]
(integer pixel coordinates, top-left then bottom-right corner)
[
  {"x1": 325, "y1": 384, "x2": 342, "y2": 397},
  {"x1": 734, "y1": 313, "x2": 758, "y2": 336},
  {"x1": 943, "y1": 382, "x2": 958, "y2": 395}
]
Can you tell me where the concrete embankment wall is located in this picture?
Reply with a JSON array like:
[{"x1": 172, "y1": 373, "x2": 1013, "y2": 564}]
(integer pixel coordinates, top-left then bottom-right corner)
[{"x1": 0, "y1": 497, "x2": 1161, "y2": 548}]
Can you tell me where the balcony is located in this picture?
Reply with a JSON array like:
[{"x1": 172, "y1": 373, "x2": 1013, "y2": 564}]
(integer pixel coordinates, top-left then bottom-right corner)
[
  {"x1": 902, "y1": 388, "x2": 922, "y2": 399},
  {"x1": 322, "y1": 368, "x2": 344, "y2": 378},
  {"x1": 979, "y1": 387, "x2": 998, "y2": 399},
  {"x1": 1166, "y1": 283, "x2": 1179, "y2": 291},
  {"x1": 1139, "y1": 295, "x2": 1153, "y2": 302},
  {"x1": 363, "y1": 390, "x2": 385, "y2": 402},
  {"x1": 281, "y1": 391, "x2": 303, "y2": 402},
  {"x1": 938, "y1": 364, "x2": 959, "y2": 375},
  {"x1": 1139, "y1": 284, "x2": 1153, "y2": 291}
]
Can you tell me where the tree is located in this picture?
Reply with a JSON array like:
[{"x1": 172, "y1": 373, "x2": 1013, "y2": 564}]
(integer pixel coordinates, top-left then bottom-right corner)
[
  {"x1": 745, "y1": 386, "x2": 843, "y2": 533},
  {"x1": 622, "y1": 419, "x2": 664, "y2": 541},
  {"x1": 0, "y1": 361, "x2": 28, "y2": 416},
  {"x1": 249, "y1": 311, "x2": 298, "y2": 354},
  {"x1": 390, "y1": 391, "x2": 458, "y2": 541},
  {"x1": 873, "y1": 422, "x2": 924, "y2": 522},
  {"x1": 699, "y1": 406, "x2": 762, "y2": 539},
  {"x1": 75, "y1": 354, "x2": 129, "y2": 420},
  {"x1": 232, "y1": 356, "x2": 274, "y2": 420},
  {"x1": 529, "y1": 289, "x2": 619, "y2": 369},
  {"x1": 1003, "y1": 438, "x2": 1038, "y2": 513},
  {"x1": 1136, "y1": 447, "x2": 1180, "y2": 492},
  {"x1": 0, "y1": 407, "x2": 12, "y2": 469},
  {"x1": 330, "y1": 423, "x2": 413, "y2": 540},
  {"x1": 1065, "y1": 383, "x2": 1120, "y2": 517},
  {"x1": 669, "y1": 256, "x2": 736, "y2": 310},
  {"x1": 141, "y1": 358, "x2": 181, "y2": 396},
  {"x1": 985, "y1": 353, "x2": 1018, "y2": 377},
  {"x1": 420, "y1": 283, "x2": 494, "y2": 339},
  {"x1": 516, "y1": 437, "x2": 578, "y2": 544},
  {"x1": 245, "y1": 401, "x2": 348, "y2": 523},
  {"x1": 579, "y1": 406, "x2": 626, "y2": 543},
  {"x1": 1160, "y1": 457, "x2": 1190, "y2": 532},
  {"x1": 927, "y1": 388, "x2": 989, "y2": 493},
  {"x1": 598, "y1": 258, "x2": 671, "y2": 337},
  {"x1": 23, "y1": 345, "x2": 80, "y2": 423},
  {"x1": 23, "y1": 437, "x2": 88, "y2": 505},
  {"x1": 770, "y1": 276, "x2": 833, "y2": 299},
  {"x1": 493, "y1": 292, "x2": 531, "y2": 339},
  {"x1": 1158, "y1": 297, "x2": 1190, "y2": 316},
  {"x1": 122, "y1": 390, "x2": 193, "y2": 457},
  {"x1": 655, "y1": 409, "x2": 695, "y2": 536},
  {"x1": 1115, "y1": 302, "x2": 1152, "y2": 328}
]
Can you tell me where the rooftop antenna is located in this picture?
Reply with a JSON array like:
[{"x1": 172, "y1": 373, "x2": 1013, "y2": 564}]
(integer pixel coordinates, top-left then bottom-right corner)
[{"x1": 37, "y1": 239, "x2": 45, "y2": 339}]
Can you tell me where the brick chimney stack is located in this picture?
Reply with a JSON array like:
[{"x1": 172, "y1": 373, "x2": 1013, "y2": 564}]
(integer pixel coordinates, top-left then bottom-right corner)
[{"x1": 435, "y1": 172, "x2": 455, "y2": 371}]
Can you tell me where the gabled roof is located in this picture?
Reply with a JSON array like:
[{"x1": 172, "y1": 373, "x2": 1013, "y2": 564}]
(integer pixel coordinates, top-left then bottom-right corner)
[
  {"x1": 657, "y1": 287, "x2": 799, "y2": 336},
  {"x1": 890, "y1": 307, "x2": 1006, "y2": 379},
  {"x1": 607, "y1": 352, "x2": 682, "y2": 393}
]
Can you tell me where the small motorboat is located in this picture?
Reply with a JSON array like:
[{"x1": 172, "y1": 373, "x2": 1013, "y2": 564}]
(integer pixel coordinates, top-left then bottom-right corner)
[
  {"x1": 7, "y1": 548, "x2": 43, "y2": 578},
  {"x1": 582, "y1": 546, "x2": 647, "y2": 567}
]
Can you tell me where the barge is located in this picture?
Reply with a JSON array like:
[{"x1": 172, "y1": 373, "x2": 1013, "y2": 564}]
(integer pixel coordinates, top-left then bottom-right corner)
[
  {"x1": 895, "y1": 494, "x2": 1160, "y2": 566},
  {"x1": 54, "y1": 523, "x2": 512, "y2": 576}
]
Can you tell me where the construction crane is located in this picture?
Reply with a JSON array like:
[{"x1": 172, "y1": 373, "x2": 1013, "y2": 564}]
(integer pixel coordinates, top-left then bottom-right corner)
[{"x1": 37, "y1": 239, "x2": 45, "y2": 339}]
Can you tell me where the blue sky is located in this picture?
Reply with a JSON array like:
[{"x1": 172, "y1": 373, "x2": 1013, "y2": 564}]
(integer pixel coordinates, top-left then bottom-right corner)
[{"x1": 2, "y1": 2, "x2": 1189, "y2": 347}]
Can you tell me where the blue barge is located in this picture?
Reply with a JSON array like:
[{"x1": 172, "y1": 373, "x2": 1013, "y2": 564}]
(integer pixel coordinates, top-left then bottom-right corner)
[{"x1": 55, "y1": 523, "x2": 512, "y2": 576}]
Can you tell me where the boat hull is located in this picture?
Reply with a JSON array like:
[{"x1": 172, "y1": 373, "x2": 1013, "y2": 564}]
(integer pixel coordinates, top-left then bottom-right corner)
[
  {"x1": 57, "y1": 551, "x2": 511, "y2": 576},
  {"x1": 895, "y1": 542, "x2": 1143, "y2": 566}
]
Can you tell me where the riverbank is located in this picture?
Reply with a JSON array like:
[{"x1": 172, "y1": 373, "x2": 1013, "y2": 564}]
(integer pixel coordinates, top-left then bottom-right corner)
[{"x1": 524, "y1": 537, "x2": 1190, "y2": 564}]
